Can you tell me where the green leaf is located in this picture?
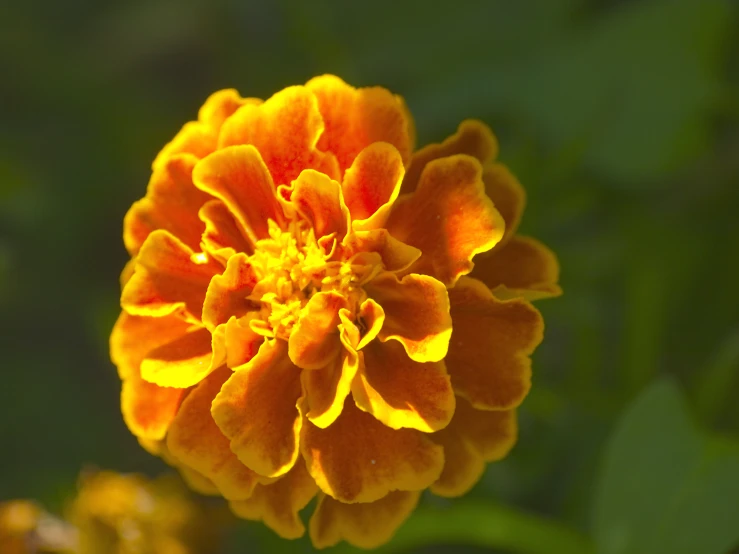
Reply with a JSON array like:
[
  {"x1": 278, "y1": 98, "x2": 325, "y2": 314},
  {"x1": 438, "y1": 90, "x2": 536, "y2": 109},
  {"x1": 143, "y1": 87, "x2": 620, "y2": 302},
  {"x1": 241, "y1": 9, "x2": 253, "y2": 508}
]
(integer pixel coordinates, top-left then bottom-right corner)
[{"x1": 593, "y1": 379, "x2": 739, "y2": 554}]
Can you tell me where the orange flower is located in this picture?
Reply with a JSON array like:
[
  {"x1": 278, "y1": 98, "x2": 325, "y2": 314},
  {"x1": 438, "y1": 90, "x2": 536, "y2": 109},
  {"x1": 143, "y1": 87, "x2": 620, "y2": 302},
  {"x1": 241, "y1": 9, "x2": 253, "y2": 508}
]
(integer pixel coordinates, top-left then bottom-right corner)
[{"x1": 111, "y1": 75, "x2": 560, "y2": 549}]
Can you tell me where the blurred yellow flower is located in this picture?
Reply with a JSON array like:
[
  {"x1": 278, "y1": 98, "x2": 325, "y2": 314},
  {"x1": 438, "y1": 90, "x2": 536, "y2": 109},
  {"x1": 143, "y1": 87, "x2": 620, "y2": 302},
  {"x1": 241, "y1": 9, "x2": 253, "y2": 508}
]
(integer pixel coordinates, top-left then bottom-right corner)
[{"x1": 111, "y1": 75, "x2": 560, "y2": 549}]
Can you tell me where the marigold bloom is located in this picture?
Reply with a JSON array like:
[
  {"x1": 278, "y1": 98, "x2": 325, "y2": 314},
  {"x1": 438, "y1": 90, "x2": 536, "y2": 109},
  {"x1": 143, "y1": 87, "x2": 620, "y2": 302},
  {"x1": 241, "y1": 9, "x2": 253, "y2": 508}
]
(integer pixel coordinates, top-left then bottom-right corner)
[{"x1": 111, "y1": 75, "x2": 561, "y2": 549}]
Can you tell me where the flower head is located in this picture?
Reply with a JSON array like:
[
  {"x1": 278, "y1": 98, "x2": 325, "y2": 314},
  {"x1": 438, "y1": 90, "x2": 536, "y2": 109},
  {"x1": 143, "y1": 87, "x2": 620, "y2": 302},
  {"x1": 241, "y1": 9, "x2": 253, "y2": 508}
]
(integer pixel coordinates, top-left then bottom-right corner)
[{"x1": 111, "y1": 75, "x2": 560, "y2": 549}]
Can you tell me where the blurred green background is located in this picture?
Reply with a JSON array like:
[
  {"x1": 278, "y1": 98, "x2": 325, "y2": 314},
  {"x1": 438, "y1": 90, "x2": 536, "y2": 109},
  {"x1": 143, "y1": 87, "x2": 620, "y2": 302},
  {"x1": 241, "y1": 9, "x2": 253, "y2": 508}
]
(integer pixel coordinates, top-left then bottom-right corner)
[{"x1": 1, "y1": 0, "x2": 738, "y2": 552}]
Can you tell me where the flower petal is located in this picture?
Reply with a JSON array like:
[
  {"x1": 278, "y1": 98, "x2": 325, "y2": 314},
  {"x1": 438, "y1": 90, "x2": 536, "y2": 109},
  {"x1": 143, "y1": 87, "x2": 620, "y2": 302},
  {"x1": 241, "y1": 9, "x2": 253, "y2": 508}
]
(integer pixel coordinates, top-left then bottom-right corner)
[
  {"x1": 386, "y1": 155, "x2": 505, "y2": 286},
  {"x1": 344, "y1": 229, "x2": 421, "y2": 273},
  {"x1": 446, "y1": 277, "x2": 543, "y2": 410},
  {"x1": 341, "y1": 142, "x2": 404, "y2": 231},
  {"x1": 356, "y1": 298, "x2": 384, "y2": 350},
  {"x1": 152, "y1": 89, "x2": 259, "y2": 171},
  {"x1": 211, "y1": 340, "x2": 302, "y2": 478},
  {"x1": 306, "y1": 75, "x2": 413, "y2": 174},
  {"x1": 483, "y1": 163, "x2": 526, "y2": 245},
  {"x1": 140, "y1": 326, "x2": 219, "y2": 388},
  {"x1": 202, "y1": 253, "x2": 257, "y2": 332},
  {"x1": 353, "y1": 339, "x2": 454, "y2": 432},
  {"x1": 365, "y1": 272, "x2": 452, "y2": 363},
  {"x1": 301, "y1": 314, "x2": 360, "y2": 429},
  {"x1": 219, "y1": 85, "x2": 339, "y2": 186},
  {"x1": 430, "y1": 398, "x2": 517, "y2": 497},
  {"x1": 401, "y1": 119, "x2": 498, "y2": 194},
  {"x1": 471, "y1": 235, "x2": 562, "y2": 300},
  {"x1": 110, "y1": 312, "x2": 192, "y2": 380},
  {"x1": 121, "y1": 372, "x2": 184, "y2": 441},
  {"x1": 288, "y1": 291, "x2": 348, "y2": 370},
  {"x1": 192, "y1": 145, "x2": 284, "y2": 244},
  {"x1": 309, "y1": 490, "x2": 420, "y2": 549},
  {"x1": 290, "y1": 170, "x2": 349, "y2": 240},
  {"x1": 224, "y1": 314, "x2": 264, "y2": 368},
  {"x1": 124, "y1": 154, "x2": 210, "y2": 256},
  {"x1": 120, "y1": 230, "x2": 220, "y2": 321},
  {"x1": 199, "y1": 199, "x2": 253, "y2": 263},
  {"x1": 300, "y1": 398, "x2": 444, "y2": 503},
  {"x1": 229, "y1": 460, "x2": 318, "y2": 539},
  {"x1": 166, "y1": 367, "x2": 259, "y2": 501}
]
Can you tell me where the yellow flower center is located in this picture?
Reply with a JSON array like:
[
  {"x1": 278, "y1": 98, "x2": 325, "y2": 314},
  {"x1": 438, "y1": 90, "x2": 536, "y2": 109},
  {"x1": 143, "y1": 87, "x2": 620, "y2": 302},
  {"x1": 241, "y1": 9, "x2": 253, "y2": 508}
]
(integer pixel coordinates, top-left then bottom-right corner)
[{"x1": 247, "y1": 221, "x2": 379, "y2": 340}]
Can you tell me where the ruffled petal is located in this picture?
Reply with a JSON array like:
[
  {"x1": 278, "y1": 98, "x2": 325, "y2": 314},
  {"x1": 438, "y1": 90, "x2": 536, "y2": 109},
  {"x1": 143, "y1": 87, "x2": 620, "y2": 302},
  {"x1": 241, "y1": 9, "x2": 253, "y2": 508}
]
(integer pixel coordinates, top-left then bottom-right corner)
[
  {"x1": 192, "y1": 145, "x2": 283, "y2": 245},
  {"x1": 211, "y1": 340, "x2": 302, "y2": 478},
  {"x1": 219, "y1": 85, "x2": 339, "y2": 186},
  {"x1": 356, "y1": 298, "x2": 384, "y2": 350},
  {"x1": 430, "y1": 399, "x2": 517, "y2": 497},
  {"x1": 309, "y1": 490, "x2": 420, "y2": 549},
  {"x1": 166, "y1": 367, "x2": 259, "y2": 501},
  {"x1": 353, "y1": 339, "x2": 454, "y2": 432},
  {"x1": 402, "y1": 119, "x2": 498, "y2": 194},
  {"x1": 471, "y1": 235, "x2": 562, "y2": 300},
  {"x1": 306, "y1": 75, "x2": 413, "y2": 174},
  {"x1": 365, "y1": 272, "x2": 452, "y2": 363},
  {"x1": 341, "y1": 142, "x2": 404, "y2": 231},
  {"x1": 290, "y1": 170, "x2": 349, "y2": 241},
  {"x1": 224, "y1": 314, "x2": 264, "y2": 368},
  {"x1": 140, "y1": 326, "x2": 219, "y2": 388},
  {"x1": 110, "y1": 312, "x2": 192, "y2": 380},
  {"x1": 124, "y1": 154, "x2": 210, "y2": 256},
  {"x1": 300, "y1": 398, "x2": 444, "y2": 503},
  {"x1": 152, "y1": 89, "x2": 259, "y2": 171},
  {"x1": 229, "y1": 460, "x2": 317, "y2": 539},
  {"x1": 483, "y1": 163, "x2": 526, "y2": 245},
  {"x1": 446, "y1": 277, "x2": 543, "y2": 410},
  {"x1": 121, "y1": 371, "x2": 184, "y2": 441},
  {"x1": 120, "y1": 230, "x2": 220, "y2": 321},
  {"x1": 198, "y1": 199, "x2": 252, "y2": 263},
  {"x1": 301, "y1": 313, "x2": 360, "y2": 428},
  {"x1": 386, "y1": 155, "x2": 505, "y2": 286},
  {"x1": 288, "y1": 291, "x2": 348, "y2": 370},
  {"x1": 202, "y1": 253, "x2": 257, "y2": 332},
  {"x1": 344, "y1": 229, "x2": 421, "y2": 273}
]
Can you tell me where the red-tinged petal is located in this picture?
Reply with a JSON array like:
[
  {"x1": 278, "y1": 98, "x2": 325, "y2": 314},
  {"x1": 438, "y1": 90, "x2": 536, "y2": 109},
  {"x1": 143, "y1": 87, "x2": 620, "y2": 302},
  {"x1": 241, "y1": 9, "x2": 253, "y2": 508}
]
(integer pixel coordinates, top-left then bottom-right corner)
[
  {"x1": 229, "y1": 460, "x2": 318, "y2": 539},
  {"x1": 401, "y1": 119, "x2": 498, "y2": 194},
  {"x1": 483, "y1": 163, "x2": 526, "y2": 245},
  {"x1": 291, "y1": 170, "x2": 349, "y2": 240},
  {"x1": 198, "y1": 89, "x2": 261, "y2": 130},
  {"x1": 447, "y1": 277, "x2": 543, "y2": 410},
  {"x1": 387, "y1": 155, "x2": 505, "y2": 286},
  {"x1": 211, "y1": 340, "x2": 302, "y2": 478},
  {"x1": 110, "y1": 312, "x2": 192, "y2": 380},
  {"x1": 430, "y1": 399, "x2": 517, "y2": 497},
  {"x1": 224, "y1": 314, "x2": 264, "y2": 369},
  {"x1": 345, "y1": 229, "x2": 421, "y2": 273},
  {"x1": 121, "y1": 230, "x2": 220, "y2": 321},
  {"x1": 365, "y1": 272, "x2": 452, "y2": 363},
  {"x1": 152, "y1": 121, "x2": 215, "y2": 172},
  {"x1": 429, "y1": 426, "x2": 485, "y2": 498},
  {"x1": 192, "y1": 145, "x2": 283, "y2": 245},
  {"x1": 166, "y1": 367, "x2": 259, "y2": 501},
  {"x1": 455, "y1": 399, "x2": 518, "y2": 462},
  {"x1": 123, "y1": 154, "x2": 210, "y2": 256},
  {"x1": 288, "y1": 291, "x2": 348, "y2": 370},
  {"x1": 306, "y1": 75, "x2": 413, "y2": 174},
  {"x1": 202, "y1": 253, "x2": 257, "y2": 332},
  {"x1": 341, "y1": 142, "x2": 404, "y2": 231},
  {"x1": 219, "y1": 86, "x2": 339, "y2": 186},
  {"x1": 300, "y1": 398, "x2": 444, "y2": 503},
  {"x1": 199, "y1": 199, "x2": 253, "y2": 263},
  {"x1": 140, "y1": 326, "x2": 219, "y2": 388},
  {"x1": 471, "y1": 235, "x2": 562, "y2": 300},
  {"x1": 121, "y1": 372, "x2": 184, "y2": 441},
  {"x1": 352, "y1": 339, "x2": 454, "y2": 432},
  {"x1": 356, "y1": 298, "x2": 384, "y2": 350},
  {"x1": 309, "y1": 490, "x2": 420, "y2": 549}
]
